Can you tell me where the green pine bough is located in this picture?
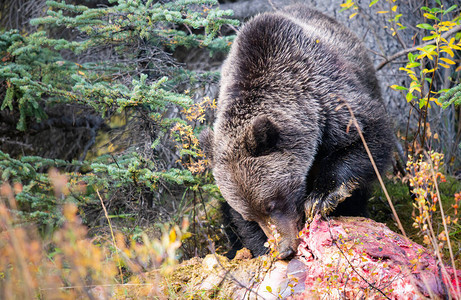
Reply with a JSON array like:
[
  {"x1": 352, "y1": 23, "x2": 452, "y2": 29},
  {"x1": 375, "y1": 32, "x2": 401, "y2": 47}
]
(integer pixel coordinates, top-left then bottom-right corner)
[
  {"x1": 440, "y1": 84, "x2": 461, "y2": 109},
  {"x1": 0, "y1": 149, "x2": 196, "y2": 228},
  {"x1": 0, "y1": 0, "x2": 237, "y2": 229}
]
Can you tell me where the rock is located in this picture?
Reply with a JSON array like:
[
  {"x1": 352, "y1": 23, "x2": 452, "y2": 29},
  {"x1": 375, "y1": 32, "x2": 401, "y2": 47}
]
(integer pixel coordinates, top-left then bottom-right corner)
[
  {"x1": 234, "y1": 248, "x2": 253, "y2": 260},
  {"x1": 256, "y1": 260, "x2": 288, "y2": 299},
  {"x1": 202, "y1": 254, "x2": 229, "y2": 271}
]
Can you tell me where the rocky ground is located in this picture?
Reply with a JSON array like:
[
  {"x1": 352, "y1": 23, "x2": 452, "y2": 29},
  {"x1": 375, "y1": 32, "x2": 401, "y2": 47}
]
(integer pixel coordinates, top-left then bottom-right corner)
[{"x1": 165, "y1": 216, "x2": 461, "y2": 299}]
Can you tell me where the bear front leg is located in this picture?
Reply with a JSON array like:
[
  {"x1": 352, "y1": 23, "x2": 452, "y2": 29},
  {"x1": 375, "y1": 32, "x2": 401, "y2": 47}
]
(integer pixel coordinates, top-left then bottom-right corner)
[
  {"x1": 305, "y1": 181, "x2": 358, "y2": 219},
  {"x1": 221, "y1": 202, "x2": 269, "y2": 257},
  {"x1": 304, "y1": 139, "x2": 389, "y2": 219}
]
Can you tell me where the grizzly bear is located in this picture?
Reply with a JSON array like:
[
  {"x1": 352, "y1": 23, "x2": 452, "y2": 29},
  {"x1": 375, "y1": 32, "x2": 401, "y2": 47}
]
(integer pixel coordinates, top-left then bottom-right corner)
[{"x1": 200, "y1": 5, "x2": 393, "y2": 259}]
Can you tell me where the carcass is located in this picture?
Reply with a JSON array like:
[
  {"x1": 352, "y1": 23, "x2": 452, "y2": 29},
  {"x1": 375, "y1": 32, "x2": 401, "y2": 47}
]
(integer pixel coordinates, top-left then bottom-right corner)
[{"x1": 168, "y1": 216, "x2": 461, "y2": 299}]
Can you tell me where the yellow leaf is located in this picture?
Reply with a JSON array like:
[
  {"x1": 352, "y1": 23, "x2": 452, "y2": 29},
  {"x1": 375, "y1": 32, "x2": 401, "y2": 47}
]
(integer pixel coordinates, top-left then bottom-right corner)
[
  {"x1": 439, "y1": 57, "x2": 455, "y2": 65},
  {"x1": 377, "y1": 10, "x2": 389, "y2": 14},
  {"x1": 422, "y1": 35, "x2": 436, "y2": 41},
  {"x1": 390, "y1": 84, "x2": 407, "y2": 91},
  {"x1": 78, "y1": 71, "x2": 85, "y2": 75},
  {"x1": 169, "y1": 229, "x2": 177, "y2": 243},
  {"x1": 340, "y1": 1, "x2": 355, "y2": 8},
  {"x1": 423, "y1": 69, "x2": 434, "y2": 74},
  {"x1": 181, "y1": 232, "x2": 192, "y2": 240},
  {"x1": 410, "y1": 82, "x2": 421, "y2": 93},
  {"x1": 441, "y1": 47, "x2": 455, "y2": 57},
  {"x1": 392, "y1": 5, "x2": 397, "y2": 12},
  {"x1": 440, "y1": 21, "x2": 456, "y2": 27},
  {"x1": 399, "y1": 67, "x2": 416, "y2": 74},
  {"x1": 416, "y1": 55, "x2": 424, "y2": 61},
  {"x1": 438, "y1": 63, "x2": 450, "y2": 69},
  {"x1": 426, "y1": 53, "x2": 434, "y2": 60},
  {"x1": 349, "y1": 12, "x2": 358, "y2": 19}
]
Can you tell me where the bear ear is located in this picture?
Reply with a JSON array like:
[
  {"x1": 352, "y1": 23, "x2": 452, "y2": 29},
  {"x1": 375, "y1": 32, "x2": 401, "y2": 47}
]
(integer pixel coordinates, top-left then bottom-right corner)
[
  {"x1": 200, "y1": 128, "x2": 215, "y2": 164},
  {"x1": 246, "y1": 116, "x2": 280, "y2": 156}
]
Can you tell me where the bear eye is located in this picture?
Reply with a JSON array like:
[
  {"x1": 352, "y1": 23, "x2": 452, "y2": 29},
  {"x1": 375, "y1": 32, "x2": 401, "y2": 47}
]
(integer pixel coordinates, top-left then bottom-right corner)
[{"x1": 265, "y1": 201, "x2": 277, "y2": 215}]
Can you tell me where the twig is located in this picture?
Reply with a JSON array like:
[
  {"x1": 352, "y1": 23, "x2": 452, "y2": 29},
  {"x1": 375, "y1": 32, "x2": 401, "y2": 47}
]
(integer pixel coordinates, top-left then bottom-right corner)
[
  {"x1": 404, "y1": 106, "x2": 413, "y2": 158},
  {"x1": 421, "y1": 40, "x2": 440, "y2": 149},
  {"x1": 427, "y1": 151, "x2": 460, "y2": 296},
  {"x1": 39, "y1": 283, "x2": 156, "y2": 290},
  {"x1": 423, "y1": 208, "x2": 453, "y2": 298},
  {"x1": 385, "y1": 0, "x2": 407, "y2": 50},
  {"x1": 327, "y1": 218, "x2": 392, "y2": 300},
  {"x1": 267, "y1": 0, "x2": 277, "y2": 11},
  {"x1": 96, "y1": 189, "x2": 124, "y2": 285},
  {"x1": 342, "y1": 101, "x2": 407, "y2": 238},
  {"x1": 0, "y1": 138, "x2": 33, "y2": 149},
  {"x1": 376, "y1": 25, "x2": 461, "y2": 71}
]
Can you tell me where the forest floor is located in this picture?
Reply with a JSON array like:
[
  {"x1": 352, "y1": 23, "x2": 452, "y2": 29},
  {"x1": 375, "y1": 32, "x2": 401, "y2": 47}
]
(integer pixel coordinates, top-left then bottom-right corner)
[{"x1": 113, "y1": 177, "x2": 461, "y2": 299}]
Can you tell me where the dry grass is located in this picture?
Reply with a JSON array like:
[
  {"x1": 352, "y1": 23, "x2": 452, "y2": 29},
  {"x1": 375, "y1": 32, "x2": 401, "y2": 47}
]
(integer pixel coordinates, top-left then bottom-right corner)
[{"x1": 0, "y1": 179, "x2": 190, "y2": 299}]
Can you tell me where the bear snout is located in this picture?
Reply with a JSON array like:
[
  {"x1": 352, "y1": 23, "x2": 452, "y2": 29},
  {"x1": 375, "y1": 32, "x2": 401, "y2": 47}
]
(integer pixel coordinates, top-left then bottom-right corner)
[
  {"x1": 274, "y1": 228, "x2": 300, "y2": 260},
  {"x1": 259, "y1": 217, "x2": 301, "y2": 260},
  {"x1": 277, "y1": 242, "x2": 298, "y2": 260}
]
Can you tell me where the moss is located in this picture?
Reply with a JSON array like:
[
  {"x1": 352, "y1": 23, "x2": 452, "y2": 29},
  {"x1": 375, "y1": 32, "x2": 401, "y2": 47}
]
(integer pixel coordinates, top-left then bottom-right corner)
[
  {"x1": 161, "y1": 254, "x2": 273, "y2": 299},
  {"x1": 369, "y1": 178, "x2": 416, "y2": 236},
  {"x1": 370, "y1": 175, "x2": 461, "y2": 267}
]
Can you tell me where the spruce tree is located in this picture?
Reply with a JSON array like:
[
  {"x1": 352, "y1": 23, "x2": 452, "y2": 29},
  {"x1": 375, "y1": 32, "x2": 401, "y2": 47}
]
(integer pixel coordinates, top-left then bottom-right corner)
[{"x1": 0, "y1": 0, "x2": 238, "y2": 230}]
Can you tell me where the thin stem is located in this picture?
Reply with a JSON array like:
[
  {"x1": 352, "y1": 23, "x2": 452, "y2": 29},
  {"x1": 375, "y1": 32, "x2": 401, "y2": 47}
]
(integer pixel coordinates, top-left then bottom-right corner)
[
  {"x1": 424, "y1": 211, "x2": 453, "y2": 299},
  {"x1": 327, "y1": 218, "x2": 392, "y2": 300},
  {"x1": 343, "y1": 102, "x2": 407, "y2": 238},
  {"x1": 421, "y1": 40, "x2": 439, "y2": 149},
  {"x1": 96, "y1": 189, "x2": 124, "y2": 285},
  {"x1": 427, "y1": 151, "x2": 460, "y2": 296}
]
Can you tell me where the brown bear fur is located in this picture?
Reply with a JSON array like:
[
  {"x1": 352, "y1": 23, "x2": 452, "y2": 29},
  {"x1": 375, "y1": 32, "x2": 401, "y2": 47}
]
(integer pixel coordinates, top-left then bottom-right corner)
[{"x1": 201, "y1": 5, "x2": 393, "y2": 259}]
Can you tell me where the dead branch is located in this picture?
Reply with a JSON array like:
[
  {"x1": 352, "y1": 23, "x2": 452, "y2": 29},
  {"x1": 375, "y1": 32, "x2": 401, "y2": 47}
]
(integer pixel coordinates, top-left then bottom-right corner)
[
  {"x1": 340, "y1": 100, "x2": 407, "y2": 238},
  {"x1": 376, "y1": 25, "x2": 461, "y2": 71}
]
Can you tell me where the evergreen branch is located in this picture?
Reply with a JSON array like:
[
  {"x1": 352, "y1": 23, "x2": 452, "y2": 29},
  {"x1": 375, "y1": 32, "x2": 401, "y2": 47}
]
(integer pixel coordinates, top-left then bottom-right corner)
[{"x1": 440, "y1": 84, "x2": 461, "y2": 109}]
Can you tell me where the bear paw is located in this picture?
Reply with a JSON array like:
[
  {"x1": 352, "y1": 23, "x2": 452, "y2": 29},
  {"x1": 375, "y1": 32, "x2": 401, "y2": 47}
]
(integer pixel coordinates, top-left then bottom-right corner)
[{"x1": 304, "y1": 182, "x2": 356, "y2": 219}]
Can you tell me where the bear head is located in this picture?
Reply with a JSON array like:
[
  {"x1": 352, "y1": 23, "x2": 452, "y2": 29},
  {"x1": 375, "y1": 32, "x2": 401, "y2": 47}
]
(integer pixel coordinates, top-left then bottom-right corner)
[{"x1": 201, "y1": 115, "x2": 315, "y2": 259}]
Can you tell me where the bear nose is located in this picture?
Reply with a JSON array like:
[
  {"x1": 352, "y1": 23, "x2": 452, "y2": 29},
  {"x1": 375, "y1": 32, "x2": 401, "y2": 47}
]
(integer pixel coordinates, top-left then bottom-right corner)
[{"x1": 277, "y1": 247, "x2": 295, "y2": 260}]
